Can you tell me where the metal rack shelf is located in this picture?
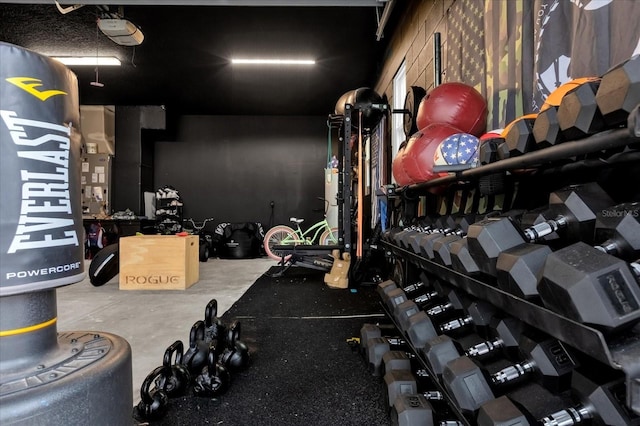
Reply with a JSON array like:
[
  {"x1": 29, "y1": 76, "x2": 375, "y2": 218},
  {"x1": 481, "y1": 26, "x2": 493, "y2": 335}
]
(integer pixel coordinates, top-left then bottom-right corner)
[{"x1": 393, "y1": 126, "x2": 640, "y2": 193}]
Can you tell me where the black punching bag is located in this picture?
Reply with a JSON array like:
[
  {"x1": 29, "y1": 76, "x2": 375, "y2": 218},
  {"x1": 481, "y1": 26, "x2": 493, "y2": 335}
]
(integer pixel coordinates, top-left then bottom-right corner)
[
  {"x1": 0, "y1": 42, "x2": 133, "y2": 426},
  {"x1": 334, "y1": 87, "x2": 384, "y2": 130}
]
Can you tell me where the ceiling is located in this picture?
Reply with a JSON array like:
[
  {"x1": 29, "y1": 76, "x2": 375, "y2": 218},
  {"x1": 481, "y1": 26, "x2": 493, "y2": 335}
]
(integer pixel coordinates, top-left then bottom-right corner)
[{"x1": 0, "y1": 1, "x2": 397, "y2": 117}]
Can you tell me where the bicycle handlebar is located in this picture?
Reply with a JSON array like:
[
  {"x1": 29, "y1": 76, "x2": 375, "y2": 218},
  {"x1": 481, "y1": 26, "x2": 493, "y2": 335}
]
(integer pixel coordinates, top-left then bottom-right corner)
[{"x1": 185, "y1": 217, "x2": 215, "y2": 231}]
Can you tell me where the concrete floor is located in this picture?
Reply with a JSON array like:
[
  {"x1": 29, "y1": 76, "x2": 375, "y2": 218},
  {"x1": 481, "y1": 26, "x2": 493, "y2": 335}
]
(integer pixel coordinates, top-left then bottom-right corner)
[{"x1": 56, "y1": 256, "x2": 275, "y2": 405}]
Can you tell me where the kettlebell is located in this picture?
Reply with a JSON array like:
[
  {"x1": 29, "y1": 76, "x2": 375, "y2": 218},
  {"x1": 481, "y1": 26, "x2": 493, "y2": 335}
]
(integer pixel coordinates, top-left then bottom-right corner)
[
  {"x1": 193, "y1": 340, "x2": 231, "y2": 397},
  {"x1": 155, "y1": 340, "x2": 191, "y2": 397},
  {"x1": 204, "y1": 299, "x2": 227, "y2": 351},
  {"x1": 135, "y1": 366, "x2": 169, "y2": 421},
  {"x1": 183, "y1": 320, "x2": 209, "y2": 375},
  {"x1": 220, "y1": 337, "x2": 251, "y2": 373},
  {"x1": 226, "y1": 320, "x2": 241, "y2": 344}
]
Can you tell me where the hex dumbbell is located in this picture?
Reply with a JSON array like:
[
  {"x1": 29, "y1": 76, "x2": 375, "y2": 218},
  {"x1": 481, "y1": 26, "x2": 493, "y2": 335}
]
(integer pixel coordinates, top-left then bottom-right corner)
[
  {"x1": 468, "y1": 182, "x2": 613, "y2": 280},
  {"x1": 442, "y1": 335, "x2": 577, "y2": 414},
  {"x1": 497, "y1": 200, "x2": 640, "y2": 301},
  {"x1": 391, "y1": 394, "x2": 463, "y2": 426},
  {"x1": 360, "y1": 322, "x2": 399, "y2": 354},
  {"x1": 477, "y1": 371, "x2": 637, "y2": 426},
  {"x1": 423, "y1": 317, "x2": 525, "y2": 376},
  {"x1": 366, "y1": 334, "x2": 409, "y2": 376},
  {"x1": 449, "y1": 210, "x2": 527, "y2": 278},
  {"x1": 415, "y1": 214, "x2": 478, "y2": 261},
  {"x1": 437, "y1": 300, "x2": 497, "y2": 337},
  {"x1": 594, "y1": 201, "x2": 640, "y2": 261},
  {"x1": 538, "y1": 241, "x2": 640, "y2": 334},
  {"x1": 398, "y1": 216, "x2": 447, "y2": 250},
  {"x1": 384, "y1": 369, "x2": 443, "y2": 409},
  {"x1": 596, "y1": 54, "x2": 640, "y2": 127}
]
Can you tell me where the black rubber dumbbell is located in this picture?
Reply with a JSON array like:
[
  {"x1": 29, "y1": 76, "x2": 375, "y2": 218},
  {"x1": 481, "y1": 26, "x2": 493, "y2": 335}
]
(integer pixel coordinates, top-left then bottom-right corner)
[
  {"x1": 423, "y1": 317, "x2": 525, "y2": 377},
  {"x1": 477, "y1": 371, "x2": 638, "y2": 426},
  {"x1": 390, "y1": 281, "x2": 447, "y2": 331},
  {"x1": 429, "y1": 214, "x2": 480, "y2": 267},
  {"x1": 359, "y1": 322, "x2": 397, "y2": 355},
  {"x1": 593, "y1": 201, "x2": 640, "y2": 261},
  {"x1": 468, "y1": 182, "x2": 613, "y2": 284},
  {"x1": 393, "y1": 294, "x2": 442, "y2": 333},
  {"x1": 383, "y1": 283, "x2": 440, "y2": 317},
  {"x1": 390, "y1": 394, "x2": 464, "y2": 426},
  {"x1": 404, "y1": 219, "x2": 451, "y2": 255},
  {"x1": 382, "y1": 350, "x2": 417, "y2": 375},
  {"x1": 400, "y1": 287, "x2": 476, "y2": 352},
  {"x1": 538, "y1": 241, "x2": 640, "y2": 334},
  {"x1": 442, "y1": 335, "x2": 577, "y2": 415},
  {"x1": 449, "y1": 210, "x2": 527, "y2": 278},
  {"x1": 496, "y1": 200, "x2": 640, "y2": 301},
  {"x1": 361, "y1": 324, "x2": 411, "y2": 376},
  {"x1": 416, "y1": 214, "x2": 479, "y2": 261},
  {"x1": 384, "y1": 369, "x2": 443, "y2": 409},
  {"x1": 397, "y1": 216, "x2": 447, "y2": 250},
  {"x1": 437, "y1": 300, "x2": 498, "y2": 337}
]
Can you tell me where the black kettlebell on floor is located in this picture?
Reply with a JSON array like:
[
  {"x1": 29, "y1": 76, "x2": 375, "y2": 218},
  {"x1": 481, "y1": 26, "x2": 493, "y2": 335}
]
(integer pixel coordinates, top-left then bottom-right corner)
[
  {"x1": 226, "y1": 320, "x2": 241, "y2": 343},
  {"x1": 183, "y1": 320, "x2": 210, "y2": 375},
  {"x1": 220, "y1": 339, "x2": 251, "y2": 373},
  {"x1": 204, "y1": 299, "x2": 227, "y2": 351},
  {"x1": 193, "y1": 340, "x2": 231, "y2": 397},
  {"x1": 220, "y1": 321, "x2": 251, "y2": 373},
  {"x1": 135, "y1": 366, "x2": 169, "y2": 421},
  {"x1": 155, "y1": 340, "x2": 191, "y2": 397}
]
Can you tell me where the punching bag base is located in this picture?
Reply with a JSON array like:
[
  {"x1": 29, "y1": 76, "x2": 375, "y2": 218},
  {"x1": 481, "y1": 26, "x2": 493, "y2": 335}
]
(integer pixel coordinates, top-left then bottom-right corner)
[{"x1": 0, "y1": 331, "x2": 133, "y2": 426}]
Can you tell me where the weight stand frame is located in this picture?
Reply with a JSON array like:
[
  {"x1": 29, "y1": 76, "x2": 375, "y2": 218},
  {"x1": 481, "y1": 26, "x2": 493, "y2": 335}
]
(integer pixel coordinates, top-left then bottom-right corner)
[{"x1": 270, "y1": 244, "x2": 340, "y2": 277}]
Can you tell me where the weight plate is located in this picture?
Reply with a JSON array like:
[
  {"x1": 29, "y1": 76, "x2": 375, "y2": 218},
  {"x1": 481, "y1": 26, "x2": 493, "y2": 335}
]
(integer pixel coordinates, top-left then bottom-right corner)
[{"x1": 403, "y1": 86, "x2": 427, "y2": 137}]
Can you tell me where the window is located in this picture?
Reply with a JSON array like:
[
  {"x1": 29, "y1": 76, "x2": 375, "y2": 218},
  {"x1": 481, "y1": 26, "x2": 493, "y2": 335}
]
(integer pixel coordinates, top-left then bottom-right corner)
[{"x1": 391, "y1": 60, "x2": 407, "y2": 182}]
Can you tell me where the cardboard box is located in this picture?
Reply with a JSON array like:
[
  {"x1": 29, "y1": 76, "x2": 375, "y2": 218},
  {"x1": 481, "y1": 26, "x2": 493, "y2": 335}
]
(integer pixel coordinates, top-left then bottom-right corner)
[{"x1": 119, "y1": 235, "x2": 199, "y2": 290}]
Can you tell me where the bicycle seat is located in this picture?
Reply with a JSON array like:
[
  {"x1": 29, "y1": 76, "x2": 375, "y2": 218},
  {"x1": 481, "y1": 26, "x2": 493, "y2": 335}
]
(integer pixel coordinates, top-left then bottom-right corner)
[{"x1": 289, "y1": 217, "x2": 304, "y2": 224}]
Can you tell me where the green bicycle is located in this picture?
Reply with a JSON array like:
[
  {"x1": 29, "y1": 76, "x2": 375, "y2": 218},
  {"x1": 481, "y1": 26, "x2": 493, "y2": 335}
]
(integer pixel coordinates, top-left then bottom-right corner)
[{"x1": 263, "y1": 216, "x2": 339, "y2": 261}]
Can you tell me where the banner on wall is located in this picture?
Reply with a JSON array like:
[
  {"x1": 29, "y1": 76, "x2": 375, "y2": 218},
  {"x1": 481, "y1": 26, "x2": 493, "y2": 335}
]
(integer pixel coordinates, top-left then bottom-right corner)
[
  {"x1": 447, "y1": 0, "x2": 640, "y2": 129},
  {"x1": 447, "y1": 0, "x2": 533, "y2": 130},
  {"x1": 531, "y1": 0, "x2": 640, "y2": 111},
  {"x1": 446, "y1": 0, "x2": 485, "y2": 94}
]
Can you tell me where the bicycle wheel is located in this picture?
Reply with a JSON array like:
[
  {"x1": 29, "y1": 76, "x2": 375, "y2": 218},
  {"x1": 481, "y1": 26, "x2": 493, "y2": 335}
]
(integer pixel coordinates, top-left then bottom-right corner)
[
  {"x1": 319, "y1": 227, "x2": 339, "y2": 246},
  {"x1": 263, "y1": 225, "x2": 296, "y2": 261}
]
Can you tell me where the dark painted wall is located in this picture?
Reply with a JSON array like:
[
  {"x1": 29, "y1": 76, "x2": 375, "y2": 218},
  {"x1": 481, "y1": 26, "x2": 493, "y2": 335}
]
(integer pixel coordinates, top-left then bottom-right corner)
[
  {"x1": 113, "y1": 106, "x2": 166, "y2": 215},
  {"x1": 154, "y1": 115, "x2": 329, "y2": 230},
  {"x1": 113, "y1": 106, "x2": 142, "y2": 214}
]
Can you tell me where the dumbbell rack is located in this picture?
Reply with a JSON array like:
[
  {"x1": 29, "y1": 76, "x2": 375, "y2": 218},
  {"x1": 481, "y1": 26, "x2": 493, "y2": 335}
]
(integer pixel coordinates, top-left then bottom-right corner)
[
  {"x1": 382, "y1": 242, "x2": 640, "y2": 416},
  {"x1": 379, "y1": 123, "x2": 640, "y2": 422}
]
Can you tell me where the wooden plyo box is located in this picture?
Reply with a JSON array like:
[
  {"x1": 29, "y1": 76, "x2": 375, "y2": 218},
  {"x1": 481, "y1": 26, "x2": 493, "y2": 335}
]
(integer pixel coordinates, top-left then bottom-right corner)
[{"x1": 119, "y1": 235, "x2": 199, "y2": 290}]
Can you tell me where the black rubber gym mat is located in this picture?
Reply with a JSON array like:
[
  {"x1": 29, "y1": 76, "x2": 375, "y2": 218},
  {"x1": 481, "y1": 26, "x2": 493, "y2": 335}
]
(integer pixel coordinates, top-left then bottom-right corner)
[
  {"x1": 225, "y1": 266, "x2": 385, "y2": 318},
  {"x1": 141, "y1": 267, "x2": 391, "y2": 426}
]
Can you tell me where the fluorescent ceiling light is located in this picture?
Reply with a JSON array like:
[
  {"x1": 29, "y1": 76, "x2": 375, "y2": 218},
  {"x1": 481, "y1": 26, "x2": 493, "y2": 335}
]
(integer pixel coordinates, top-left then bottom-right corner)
[
  {"x1": 231, "y1": 58, "x2": 315, "y2": 65},
  {"x1": 52, "y1": 57, "x2": 122, "y2": 66}
]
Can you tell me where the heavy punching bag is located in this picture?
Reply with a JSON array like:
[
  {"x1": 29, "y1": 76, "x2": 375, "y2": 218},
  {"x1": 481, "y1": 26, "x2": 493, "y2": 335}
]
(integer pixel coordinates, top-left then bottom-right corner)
[
  {"x1": 0, "y1": 42, "x2": 132, "y2": 425},
  {"x1": 334, "y1": 87, "x2": 384, "y2": 130}
]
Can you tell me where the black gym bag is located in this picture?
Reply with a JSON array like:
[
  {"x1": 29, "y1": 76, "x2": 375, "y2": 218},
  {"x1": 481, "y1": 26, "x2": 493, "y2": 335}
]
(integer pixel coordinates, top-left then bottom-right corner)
[
  {"x1": 89, "y1": 243, "x2": 119, "y2": 286},
  {"x1": 213, "y1": 222, "x2": 264, "y2": 259}
]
